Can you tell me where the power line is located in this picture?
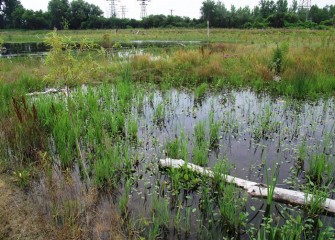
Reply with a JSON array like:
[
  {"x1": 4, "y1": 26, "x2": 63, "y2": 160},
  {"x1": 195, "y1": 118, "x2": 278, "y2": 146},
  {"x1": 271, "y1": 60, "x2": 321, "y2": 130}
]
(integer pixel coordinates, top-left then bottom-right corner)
[
  {"x1": 170, "y1": 9, "x2": 174, "y2": 17},
  {"x1": 137, "y1": 0, "x2": 151, "y2": 19},
  {"x1": 106, "y1": 0, "x2": 119, "y2": 18},
  {"x1": 299, "y1": 0, "x2": 312, "y2": 21},
  {"x1": 120, "y1": 6, "x2": 127, "y2": 19}
]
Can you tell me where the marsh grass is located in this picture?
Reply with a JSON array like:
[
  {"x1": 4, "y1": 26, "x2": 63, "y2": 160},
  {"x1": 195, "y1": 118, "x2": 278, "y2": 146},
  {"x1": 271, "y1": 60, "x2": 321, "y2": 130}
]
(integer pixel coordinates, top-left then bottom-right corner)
[
  {"x1": 154, "y1": 102, "x2": 165, "y2": 124},
  {"x1": 209, "y1": 109, "x2": 220, "y2": 147},
  {"x1": 305, "y1": 185, "x2": 328, "y2": 218},
  {"x1": 2, "y1": 31, "x2": 335, "y2": 98},
  {"x1": 307, "y1": 154, "x2": 333, "y2": 185},
  {"x1": 119, "y1": 178, "x2": 131, "y2": 217},
  {"x1": 269, "y1": 43, "x2": 288, "y2": 76},
  {"x1": 1, "y1": 96, "x2": 47, "y2": 170},
  {"x1": 265, "y1": 164, "x2": 279, "y2": 214},
  {"x1": 127, "y1": 119, "x2": 138, "y2": 142},
  {"x1": 194, "y1": 121, "x2": 206, "y2": 145},
  {"x1": 12, "y1": 166, "x2": 33, "y2": 189},
  {"x1": 193, "y1": 141, "x2": 209, "y2": 166},
  {"x1": 194, "y1": 83, "x2": 208, "y2": 101},
  {"x1": 165, "y1": 132, "x2": 188, "y2": 161}
]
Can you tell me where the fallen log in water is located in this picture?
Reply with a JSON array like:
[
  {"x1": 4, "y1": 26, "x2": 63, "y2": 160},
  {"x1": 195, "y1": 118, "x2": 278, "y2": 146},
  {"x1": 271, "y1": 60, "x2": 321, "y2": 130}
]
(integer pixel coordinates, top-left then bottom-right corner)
[
  {"x1": 26, "y1": 88, "x2": 67, "y2": 97},
  {"x1": 159, "y1": 158, "x2": 335, "y2": 214}
]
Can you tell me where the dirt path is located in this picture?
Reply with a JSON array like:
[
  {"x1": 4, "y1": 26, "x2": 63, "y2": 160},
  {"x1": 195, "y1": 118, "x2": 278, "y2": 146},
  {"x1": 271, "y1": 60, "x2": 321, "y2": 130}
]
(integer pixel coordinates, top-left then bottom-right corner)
[{"x1": 0, "y1": 174, "x2": 58, "y2": 240}]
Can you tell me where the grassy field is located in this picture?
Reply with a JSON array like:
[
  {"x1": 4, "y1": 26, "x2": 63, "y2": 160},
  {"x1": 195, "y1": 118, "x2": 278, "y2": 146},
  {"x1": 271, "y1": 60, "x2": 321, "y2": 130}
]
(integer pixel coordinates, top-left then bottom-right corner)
[
  {"x1": 1, "y1": 29, "x2": 335, "y2": 98},
  {"x1": 1, "y1": 29, "x2": 335, "y2": 239},
  {"x1": 1, "y1": 28, "x2": 334, "y2": 46}
]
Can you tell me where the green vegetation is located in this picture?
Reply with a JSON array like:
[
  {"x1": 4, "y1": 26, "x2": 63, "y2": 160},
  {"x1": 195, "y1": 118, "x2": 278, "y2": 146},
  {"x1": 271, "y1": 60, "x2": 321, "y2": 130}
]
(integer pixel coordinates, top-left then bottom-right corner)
[
  {"x1": 3, "y1": 29, "x2": 335, "y2": 99},
  {"x1": 1, "y1": 29, "x2": 335, "y2": 239},
  {"x1": 194, "y1": 83, "x2": 208, "y2": 101}
]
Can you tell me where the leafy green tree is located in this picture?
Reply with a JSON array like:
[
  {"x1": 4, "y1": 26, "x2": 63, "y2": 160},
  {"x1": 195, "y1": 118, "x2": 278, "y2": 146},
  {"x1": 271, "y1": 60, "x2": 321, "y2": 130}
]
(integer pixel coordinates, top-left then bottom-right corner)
[
  {"x1": 235, "y1": 7, "x2": 253, "y2": 28},
  {"x1": 268, "y1": 0, "x2": 288, "y2": 27},
  {"x1": 260, "y1": 0, "x2": 276, "y2": 18},
  {"x1": 0, "y1": 0, "x2": 22, "y2": 28},
  {"x1": 69, "y1": 0, "x2": 103, "y2": 29},
  {"x1": 290, "y1": 0, "x2": 298, "y2": 13},
  {"x1": 200, "y1": 0, "x2": 216, "y2": 22},
  {"x1": 0, "y1": 0, "x2": 3, "y2": 28},
  {"x1": 215, "y1": 2, "x2": 229, "y2": 27},
  {"x1": 309, "y1": 5, "x2": 330, "y2": 24},
  {"x1": 22, "y1": 10, "x2": 50, "y2": 29},
  {"x1": 48, "y1": 0, "x2": 70, "y2": 29},
  {"x1": 276, "y1": 0, "x2": 288, "y2": 14},
  {"x1": 11, "y1": 4, "x2": 25, "y2": 28}
]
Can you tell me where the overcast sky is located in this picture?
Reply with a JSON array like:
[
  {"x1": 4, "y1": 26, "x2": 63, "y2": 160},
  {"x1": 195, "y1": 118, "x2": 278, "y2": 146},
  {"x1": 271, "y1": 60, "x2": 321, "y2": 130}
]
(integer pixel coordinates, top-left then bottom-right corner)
[{"x1": 20, "y1": 0, "x2": 334, "y2": 20}]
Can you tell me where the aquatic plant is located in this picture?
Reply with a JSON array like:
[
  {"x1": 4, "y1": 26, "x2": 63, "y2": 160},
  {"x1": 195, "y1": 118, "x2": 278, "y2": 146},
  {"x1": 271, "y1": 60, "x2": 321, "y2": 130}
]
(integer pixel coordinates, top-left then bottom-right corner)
[
  {"x1": 209, "y1": 109, "x2": 220, "y2": 147},
  {"x1": 307, "y1": 154, "x2": 333, "y2": 185},
  {"x1": 154, "y1": 102, "x2": 165, "y2": 124},
  {"x1": 193, "y1": 141, "x2": 209, "y2": 166},
  {"x1": 194, "y1": 83, "x2": 208, "y2": 101},
  {"x1": 194, "y1": 121, "x2": 206, "y2": 145}
]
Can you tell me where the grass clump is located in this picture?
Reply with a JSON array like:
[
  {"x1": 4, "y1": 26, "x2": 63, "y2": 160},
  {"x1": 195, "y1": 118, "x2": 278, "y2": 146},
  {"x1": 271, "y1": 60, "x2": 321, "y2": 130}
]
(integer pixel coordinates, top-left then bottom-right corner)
[
  {"x1": 2, "y1": 97, "x2": 47, "y2": 169},
  {"x1": 127, "y1": 119, "x2": 138, "y2": 141},
  {"x1": 269, "y1": 43, "x2": 288, "y2": 76},
  {"x1": 307, "y1": 154, "x2": 333, "y2": 185},
  {"x1": 194, "y1": 83, "x2": 208, "y2": 101},
  {"x1": 209, "y1": 110, "x2": 220, "y2": 147},
  {"x1": 213, "y1": 159, "x2": 247, "y2": 236},
  {"x1": 194, "y1": 121, "x2": 206, "y2": 145},
  {"x1": 265, "y1": 163, "x2": 279, "y2": 213},
  {"x1": 154, "y1": 102, "x2": 165, "y2": 124},
  {"x1": 193, "y1": 121, "x2": 209, "y2": 166},
  {"x1": 193, "y1": 141, "x2": 208, "y2": 166},
  {"x1": 165, "y1": 132, "x2": 188, "y2": 160}
]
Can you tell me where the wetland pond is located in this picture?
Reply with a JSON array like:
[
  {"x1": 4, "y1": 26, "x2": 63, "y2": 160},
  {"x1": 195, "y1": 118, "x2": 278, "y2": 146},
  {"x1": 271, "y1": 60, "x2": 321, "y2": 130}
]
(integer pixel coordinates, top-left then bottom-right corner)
[
  {"x1": 0, "y1": 40, "x2": 201, "y2": 58},
  {"x1": 28, "y1": 84, "x2": 335, "y2": 239}
]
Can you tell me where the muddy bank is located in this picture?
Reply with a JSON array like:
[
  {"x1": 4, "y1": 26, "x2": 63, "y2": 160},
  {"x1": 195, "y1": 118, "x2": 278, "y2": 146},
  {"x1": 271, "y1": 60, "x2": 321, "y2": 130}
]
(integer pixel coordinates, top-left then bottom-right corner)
[
  {"x1": 0, "y1": 173, "x2": 126, "y2": 240},
  {"x1": 0, "y1": 174, "x2": 58, "y2": 240}
]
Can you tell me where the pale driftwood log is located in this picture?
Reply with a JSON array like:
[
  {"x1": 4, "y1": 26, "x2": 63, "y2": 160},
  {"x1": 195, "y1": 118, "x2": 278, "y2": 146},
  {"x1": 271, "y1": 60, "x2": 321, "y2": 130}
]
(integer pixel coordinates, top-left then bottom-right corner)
[
  {"x1": 176, "y1": 43, "x2": 186, "y2": 48},
  {"x1": 26, "y1": 88, "x2": 67, "y2": 97},
  {"x1": 159, "y1": 158, "x2": 335, "y2": 214}
]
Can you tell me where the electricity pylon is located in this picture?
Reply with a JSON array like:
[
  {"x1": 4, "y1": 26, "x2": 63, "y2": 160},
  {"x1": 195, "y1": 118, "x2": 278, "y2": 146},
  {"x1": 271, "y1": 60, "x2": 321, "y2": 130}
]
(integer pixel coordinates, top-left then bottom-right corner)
[
  {"x1": 137, "y1": 0, "x2": 150, "y2": 19},
  {"x1": 299, "y1": 0, "x2": 311, "y2": 21}
]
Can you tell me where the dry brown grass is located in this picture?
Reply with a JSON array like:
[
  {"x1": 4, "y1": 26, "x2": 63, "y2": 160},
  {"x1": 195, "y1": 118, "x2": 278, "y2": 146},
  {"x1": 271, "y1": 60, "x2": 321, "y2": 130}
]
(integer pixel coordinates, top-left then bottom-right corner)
[
  {"x1": 30, "y1": 168, "x2": 125, "y2": 240},
  {"x1": 0, "y1": 174, "x2": 60, "y2": 240}
]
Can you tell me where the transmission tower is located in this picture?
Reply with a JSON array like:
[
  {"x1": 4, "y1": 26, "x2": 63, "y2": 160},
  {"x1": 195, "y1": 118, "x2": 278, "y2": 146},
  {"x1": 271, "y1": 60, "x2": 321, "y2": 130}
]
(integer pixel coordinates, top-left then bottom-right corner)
[
  {"x1": 170, "y1": 9, "x2": 174, "y2": 17},
  {"x1": 106, "y1": 0, "x2": 119, "y2": 18},
  {"x1": 299, "y1": 0, "x2": 311, "y2": 21},
  {"x1": 120, "y1": 6, "x2": 127, "y2": 19},
  {"x1": 137, "y1": 0, "x2": 150, "y2": 18}
]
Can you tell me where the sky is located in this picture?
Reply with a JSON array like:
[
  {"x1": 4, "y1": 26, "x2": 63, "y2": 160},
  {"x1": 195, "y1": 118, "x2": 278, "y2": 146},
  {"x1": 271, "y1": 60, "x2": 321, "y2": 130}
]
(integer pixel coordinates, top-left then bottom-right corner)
[{"x1": 20, "y1": 0, "x2": 335, "y2": 20}]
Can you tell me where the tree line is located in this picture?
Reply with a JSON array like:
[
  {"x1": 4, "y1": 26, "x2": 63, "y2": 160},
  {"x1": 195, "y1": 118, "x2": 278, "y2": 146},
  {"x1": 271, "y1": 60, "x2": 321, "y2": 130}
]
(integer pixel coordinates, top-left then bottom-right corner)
[{"x1": 0, "y1": 0, "x2": 334, "y2": 30}]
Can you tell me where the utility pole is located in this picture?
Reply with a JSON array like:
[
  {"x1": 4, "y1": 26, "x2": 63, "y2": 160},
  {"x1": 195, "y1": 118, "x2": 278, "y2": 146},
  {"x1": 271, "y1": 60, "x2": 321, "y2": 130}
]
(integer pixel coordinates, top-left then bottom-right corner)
[
  {"x1": 170, "y1": 9, "x2": 174, "y2": 17},
  {"x1": 299, "y1": 0, "x2": 311, "y2": 21},
  {"x1": 106, "y1": 0, "x2": 119, "y2": 18},
  {"x1": 120, "y1": 6, "x2": 127, "y2": 19},
  {"x1": 137, "y1": 0, "x2": 150, "y2": 19}
]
